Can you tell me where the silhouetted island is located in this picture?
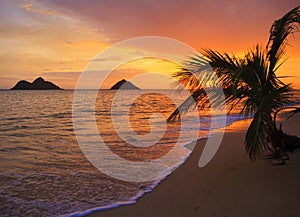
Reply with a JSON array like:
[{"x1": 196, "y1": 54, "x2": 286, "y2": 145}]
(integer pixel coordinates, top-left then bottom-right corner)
[
  {"x1": 110, "y1": 79, "x2": 140, "y2": 90},
  {"x1": 11, "y1": 77, "x2": 62, "y2": 90}
]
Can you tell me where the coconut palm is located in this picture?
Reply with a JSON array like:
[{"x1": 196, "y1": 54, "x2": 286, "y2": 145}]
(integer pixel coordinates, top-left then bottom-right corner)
[{"x1": 169, "y1": 6, "x2": 300, "y2": 162}]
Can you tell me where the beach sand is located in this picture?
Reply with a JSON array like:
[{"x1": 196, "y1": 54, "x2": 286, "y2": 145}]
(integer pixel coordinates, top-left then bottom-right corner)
[{"x1": 87, "y1": 115, "x2": 300, "y2": 217}]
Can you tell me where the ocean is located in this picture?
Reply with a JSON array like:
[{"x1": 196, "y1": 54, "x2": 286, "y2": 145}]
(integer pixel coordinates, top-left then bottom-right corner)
[{"x1": 0, "y1": 89, "x2": 264, "y2": 216}]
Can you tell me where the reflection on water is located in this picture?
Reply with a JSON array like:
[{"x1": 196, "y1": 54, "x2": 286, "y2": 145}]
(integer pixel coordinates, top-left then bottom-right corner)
[{"x1": 0, "y1": 90, "x2": 248, "y2": 216}]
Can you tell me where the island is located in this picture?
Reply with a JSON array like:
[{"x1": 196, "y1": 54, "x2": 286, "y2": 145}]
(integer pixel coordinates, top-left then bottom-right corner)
[
  {"x1": 11, "y1": 77, "x2": 62, "y2": 90},
  {"x1": 110, "y1": 79, "x2": 140, "y2": 90}
]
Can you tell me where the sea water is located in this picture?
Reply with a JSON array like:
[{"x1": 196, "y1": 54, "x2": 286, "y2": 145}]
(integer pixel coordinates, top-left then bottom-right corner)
[{"x1": 0, "y1": 90, "x2": 254, "y2": 216}]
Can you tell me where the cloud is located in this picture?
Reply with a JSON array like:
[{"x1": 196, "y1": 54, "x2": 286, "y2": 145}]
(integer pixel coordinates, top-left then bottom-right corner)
[
  {"x1": 1, "y1": 0, "x2": 299, "y2": 89},
  {"x1": 40, "y1": 0, "x2": 300, "y2": 50},
  {"x1": 41, "y1": 71, "x2": 82, "y2": 78},
  {"x1": 0, "y1": 0, "x2": 112, "y2": 87},
  {"x1": 0, "y1": 0, "x2": 111, "y2": 51}
]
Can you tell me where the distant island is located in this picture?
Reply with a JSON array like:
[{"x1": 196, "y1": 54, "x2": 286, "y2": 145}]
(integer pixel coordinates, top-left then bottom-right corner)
[
  {"x1": 11, "y1": 77, "x2": 62, "y2": 90},
  {"x1": 110, "y1": 79, "x2": 140, "y2": 90}
]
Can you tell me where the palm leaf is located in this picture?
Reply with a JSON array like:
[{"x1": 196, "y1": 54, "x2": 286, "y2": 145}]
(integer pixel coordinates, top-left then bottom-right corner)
[
  {"x1": 267, "y1": 5, "x2": 300, "y2": 74},
  {"x1": 168, "y1": 6, "x2": 299, "y2": 160},
  {"x1": 245, "y1": 110, "x2": 271, "y2": 160}
]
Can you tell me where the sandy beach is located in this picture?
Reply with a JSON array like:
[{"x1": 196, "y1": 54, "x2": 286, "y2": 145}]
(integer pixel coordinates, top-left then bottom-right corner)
[{"x1": 87, "y1": 115, "x2": 300, "y2": 217}]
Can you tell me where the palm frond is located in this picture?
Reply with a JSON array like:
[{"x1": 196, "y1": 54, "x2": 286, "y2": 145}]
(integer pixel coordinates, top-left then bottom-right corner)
[
  {"x1": 267, "y1": 5, "x2": 300, "y2": 73},
  {"x1": 245, "y1": 111, "x2": 272, "y2": 160},
  {"x1": 167, "y1": 89, "x2": 205, "y2": 122},
  {"x1": 168, "y1": 6, "x2": 299, "y2": 160},
  {"x1": 168, "y1": 52, "x2": 232, "y2": 121}
]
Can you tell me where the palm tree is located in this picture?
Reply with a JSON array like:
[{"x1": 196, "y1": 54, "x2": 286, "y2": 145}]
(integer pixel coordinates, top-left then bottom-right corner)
[{"x1": 168, "y1": 6, "x2": 300, "y2": 162}]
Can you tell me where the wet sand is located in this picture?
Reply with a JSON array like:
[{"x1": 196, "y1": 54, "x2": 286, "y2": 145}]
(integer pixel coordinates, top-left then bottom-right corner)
[{"x1": 87, "y1": 115, "x2": 300, "y2": 217}]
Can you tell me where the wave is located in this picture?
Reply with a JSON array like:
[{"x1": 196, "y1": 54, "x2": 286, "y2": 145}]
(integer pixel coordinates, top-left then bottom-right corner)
[{"x1": 67, "y1": 112, "x2": 251, "y2": 217}]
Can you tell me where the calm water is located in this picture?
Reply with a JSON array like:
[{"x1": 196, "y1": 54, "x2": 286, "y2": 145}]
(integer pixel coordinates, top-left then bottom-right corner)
[{"x1": 0, "y1": 90, "x2": 251, "y2": 216}]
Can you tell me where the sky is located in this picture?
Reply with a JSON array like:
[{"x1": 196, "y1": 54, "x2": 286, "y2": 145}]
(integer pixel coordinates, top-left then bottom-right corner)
[{"x1": 0, "y1": 0, "x2": 299, "y2": 89}]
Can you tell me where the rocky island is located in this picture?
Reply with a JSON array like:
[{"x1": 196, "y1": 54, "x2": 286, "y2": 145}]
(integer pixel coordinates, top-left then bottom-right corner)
[
  {"x1": 11, "y1": 77, "x2": 62, "y2": 90},
  {"x1": 110, "y1": 79, "x2": 140, "y2": 90}
]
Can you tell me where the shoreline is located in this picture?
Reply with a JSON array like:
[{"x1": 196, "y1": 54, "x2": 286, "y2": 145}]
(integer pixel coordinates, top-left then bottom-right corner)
[
  {"x1": 69, "y1": 115, "x2": 253, "y2": 216},
  {"x1": 85, "y1": 115, "x2": 300, "y2": 217}
]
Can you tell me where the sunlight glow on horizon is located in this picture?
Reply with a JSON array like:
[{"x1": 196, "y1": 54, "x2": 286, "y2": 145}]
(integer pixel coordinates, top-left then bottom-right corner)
[
  {"x1": 101, "y1": 58, "x2": 181, "y2": 89},
  {"x1": 0, "y1": 0, "x2": 299, "y2": 89}
]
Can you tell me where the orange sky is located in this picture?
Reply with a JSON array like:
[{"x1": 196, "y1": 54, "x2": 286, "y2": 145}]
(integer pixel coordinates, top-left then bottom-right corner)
[{"x1": 0, "y1": 0, "x2": 299, "y2": 89}]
